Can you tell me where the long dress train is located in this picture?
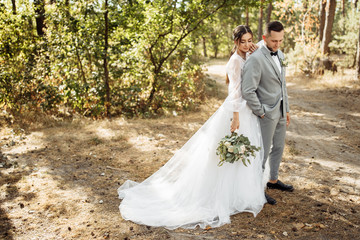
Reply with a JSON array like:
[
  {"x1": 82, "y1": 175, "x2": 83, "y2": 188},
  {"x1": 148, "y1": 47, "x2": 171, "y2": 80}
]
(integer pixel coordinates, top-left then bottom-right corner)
[{"x1": 117, "y1": 52, "x2": 267, "y2": 230}]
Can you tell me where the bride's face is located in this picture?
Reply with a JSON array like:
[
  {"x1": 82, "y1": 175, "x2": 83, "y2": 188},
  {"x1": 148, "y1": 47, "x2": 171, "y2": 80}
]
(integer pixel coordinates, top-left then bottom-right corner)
[{"x1": 236, "y1": 33, "x2": 253, "y2": 53}]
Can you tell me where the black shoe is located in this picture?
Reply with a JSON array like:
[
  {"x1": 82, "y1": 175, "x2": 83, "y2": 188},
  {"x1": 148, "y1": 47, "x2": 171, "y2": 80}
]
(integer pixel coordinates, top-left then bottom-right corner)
[
  {"x1": 267, "y1": 180, "x2": 294, "y2": 192},
  {"x1": 265, "y1": 193, "x2": 277, "y2": 205}
]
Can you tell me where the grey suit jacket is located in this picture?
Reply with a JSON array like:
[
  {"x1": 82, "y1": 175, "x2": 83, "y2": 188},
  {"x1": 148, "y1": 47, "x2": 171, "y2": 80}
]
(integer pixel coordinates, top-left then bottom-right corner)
[{"x1": 241, "y1": 46, "x2": 289, "y2": 120}]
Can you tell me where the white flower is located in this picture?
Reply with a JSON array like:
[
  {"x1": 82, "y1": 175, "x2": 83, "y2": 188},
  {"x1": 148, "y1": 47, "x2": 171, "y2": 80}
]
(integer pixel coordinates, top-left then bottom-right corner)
[
  {"x1": 240, "y1": 145, "x2": 246, "y2": 154},
  {"x1": 228, "y1": 146, "x2": 234, "y2": 152},
  {"x1": 224, "y1": 141, "x2": 231, "y2": 147}
]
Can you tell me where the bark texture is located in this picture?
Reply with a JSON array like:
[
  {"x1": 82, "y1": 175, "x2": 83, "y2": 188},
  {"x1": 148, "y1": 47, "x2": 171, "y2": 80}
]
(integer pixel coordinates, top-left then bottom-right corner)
[
  {"x1": 34, "y1": 0, "x2": 46, "y2": 36},
  {"x1": 356, "y1": 16, "x2": 360, "y2": 79},
  {"x1": 266, "y1": 1, "x2": 272, "y2": 23},
  {"x1": 319, "y1": 0, "x2": 327, "y2": 42},
  {"x1": 321, "y1": 0, "x2": 336, "y2": 55}
]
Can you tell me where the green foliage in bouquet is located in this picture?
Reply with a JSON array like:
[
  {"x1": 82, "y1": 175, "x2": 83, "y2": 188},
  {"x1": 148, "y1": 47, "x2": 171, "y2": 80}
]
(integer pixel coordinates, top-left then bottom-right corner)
[{"x1": 216, "y1": 132, "x2": 260, "y2": 167}]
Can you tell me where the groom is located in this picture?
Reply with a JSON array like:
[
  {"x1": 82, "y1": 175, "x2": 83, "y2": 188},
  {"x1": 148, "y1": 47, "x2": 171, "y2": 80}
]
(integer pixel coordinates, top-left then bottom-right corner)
[{"x1": 241, "y1": 21, "x2": 293, "y2": 205}]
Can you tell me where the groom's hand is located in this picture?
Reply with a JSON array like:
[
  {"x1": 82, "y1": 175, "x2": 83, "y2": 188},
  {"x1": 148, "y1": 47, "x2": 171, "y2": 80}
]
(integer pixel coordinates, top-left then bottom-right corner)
[{"x1": 286, "y1": 113, "x2": 290, "y2": 126}]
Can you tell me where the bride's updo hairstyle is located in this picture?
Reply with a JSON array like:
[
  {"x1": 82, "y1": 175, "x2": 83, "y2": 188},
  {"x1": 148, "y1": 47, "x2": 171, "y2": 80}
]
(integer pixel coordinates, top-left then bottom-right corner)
[{"x1": 226, "y1": 25, "x2": 253, "y2": 84}]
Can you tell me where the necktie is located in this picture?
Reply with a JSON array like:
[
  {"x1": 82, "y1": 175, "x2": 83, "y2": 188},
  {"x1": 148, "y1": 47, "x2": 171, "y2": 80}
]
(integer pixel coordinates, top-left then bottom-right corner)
[{"x1": 270, "y1": 51, "x2": 278, "y2": 56}]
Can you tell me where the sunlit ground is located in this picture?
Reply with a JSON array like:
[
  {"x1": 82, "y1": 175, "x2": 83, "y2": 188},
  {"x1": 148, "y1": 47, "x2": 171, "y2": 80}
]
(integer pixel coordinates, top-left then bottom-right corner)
[{"x1": 1, "y1": 62, "x2": 359, "y2": 239}]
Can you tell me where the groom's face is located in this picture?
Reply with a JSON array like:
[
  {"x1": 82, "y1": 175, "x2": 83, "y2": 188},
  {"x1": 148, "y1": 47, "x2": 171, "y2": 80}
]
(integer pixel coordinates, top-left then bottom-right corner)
[{"x1": 262, "y1": 30, "x2": 284, "y2": 52}]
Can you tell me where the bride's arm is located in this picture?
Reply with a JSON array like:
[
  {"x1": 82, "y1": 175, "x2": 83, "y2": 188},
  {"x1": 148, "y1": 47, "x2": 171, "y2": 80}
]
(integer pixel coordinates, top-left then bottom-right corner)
[{"x1": 225, "y1": 56, "x2": 243, "y2": 132}]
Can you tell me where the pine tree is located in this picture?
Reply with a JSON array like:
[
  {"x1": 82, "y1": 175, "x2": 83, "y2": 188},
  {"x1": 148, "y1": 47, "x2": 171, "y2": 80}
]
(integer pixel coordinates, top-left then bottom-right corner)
[{"x1": 321, "y1": 0, "x2": 336, "y2": 55}]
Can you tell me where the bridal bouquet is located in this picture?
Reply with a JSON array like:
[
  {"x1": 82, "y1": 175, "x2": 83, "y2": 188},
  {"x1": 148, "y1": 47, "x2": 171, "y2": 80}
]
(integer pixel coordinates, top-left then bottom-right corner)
[{"x1": 216, "y1": 132, "x2": 260, "y2": 167}]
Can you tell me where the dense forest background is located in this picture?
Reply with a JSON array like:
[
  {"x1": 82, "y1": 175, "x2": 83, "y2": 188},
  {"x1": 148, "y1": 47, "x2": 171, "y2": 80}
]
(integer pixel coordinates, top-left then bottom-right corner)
[{"x1": 1, "y1": 0, "x2": 360, "y2": 119}]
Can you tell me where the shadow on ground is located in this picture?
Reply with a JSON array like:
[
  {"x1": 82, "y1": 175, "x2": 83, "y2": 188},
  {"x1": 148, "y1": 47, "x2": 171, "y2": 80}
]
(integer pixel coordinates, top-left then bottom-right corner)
[{"x1": 0, "y1": 66, "x2": 359, "y2": 239}]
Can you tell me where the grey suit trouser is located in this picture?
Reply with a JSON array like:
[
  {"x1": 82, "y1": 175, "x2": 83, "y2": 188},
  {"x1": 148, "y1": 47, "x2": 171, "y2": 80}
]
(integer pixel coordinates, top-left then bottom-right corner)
[{"x1": 259, "y1": 110, "x2": 287, "y2": 181}]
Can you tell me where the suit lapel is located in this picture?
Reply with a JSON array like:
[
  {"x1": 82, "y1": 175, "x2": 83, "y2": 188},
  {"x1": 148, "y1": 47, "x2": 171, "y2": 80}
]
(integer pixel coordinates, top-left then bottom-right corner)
[
  {"x1": 278, "y1": 53, "x2": 286, "y2": 82},
  {"x1": 261, "y1": 47, "x2": 281, "y2": 81}
]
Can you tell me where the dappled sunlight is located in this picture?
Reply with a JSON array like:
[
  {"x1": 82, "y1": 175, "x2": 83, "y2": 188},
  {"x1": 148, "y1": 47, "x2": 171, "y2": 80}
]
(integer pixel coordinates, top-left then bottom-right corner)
[
  {"x1": 1, "y1": 0, "x2": 359, "y2": 237},
  {"x1": 94, "y1": 126, "x2": 117, "y2": 140},
  {"x1": 204, "y1": 61, "x2": 227, "y2": 84},
  {"x1": 287, "y1": 130, "x2": 338, "y2": 141},
  {"x1": 3, "y1": 131, "x2": 47, "y2": 156},
  {"x1": 1, "y1": 57, "x2": 359, "y2": 239},
  {"x1": 348, "y1": 112, "x2": 360, "y2": 117},
  {"x1": 3, "y1": 164, "x2": 109, "y2": 239},
  {"x1": 290, "y1": 154, "x2": 359, "y2": 179},
  {"x1": 288, "y1": 69, "x2": 360, "y2": 90},
  {"x1": 112, "y1": 118, "x2": 130, "y2": 126},
  {"x1": 128, "y1": 134, "x2": 174, "y2": 153}
]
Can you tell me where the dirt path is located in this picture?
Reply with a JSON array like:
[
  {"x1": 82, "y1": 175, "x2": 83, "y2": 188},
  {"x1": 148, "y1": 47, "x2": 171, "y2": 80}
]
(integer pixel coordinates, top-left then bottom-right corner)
[{"x1": 1, "y1": 60, "x2": 359, "y2": 239}]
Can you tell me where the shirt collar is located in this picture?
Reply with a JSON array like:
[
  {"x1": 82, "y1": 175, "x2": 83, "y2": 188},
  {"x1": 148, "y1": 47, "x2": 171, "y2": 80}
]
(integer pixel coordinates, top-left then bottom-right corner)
[{"x1": 263, "y1": 44, "x2": 278, "y2": 56}]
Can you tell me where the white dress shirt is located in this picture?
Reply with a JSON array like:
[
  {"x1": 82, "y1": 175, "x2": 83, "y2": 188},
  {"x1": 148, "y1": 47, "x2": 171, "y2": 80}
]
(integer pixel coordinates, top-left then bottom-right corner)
[
  {"x1": 272, "y1": 54, "x2": 282, "y2": 73},
  {"x1": 257, "y1": 40, "x2": 282, "y2": 73}
]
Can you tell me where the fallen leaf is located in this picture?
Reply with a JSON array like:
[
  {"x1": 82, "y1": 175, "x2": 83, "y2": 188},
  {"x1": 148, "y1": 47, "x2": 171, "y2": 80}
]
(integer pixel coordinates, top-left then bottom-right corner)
[
  {"x1": 319, "y1": 224, "x2": 326, "y2": 229},
  {"x1": 314, "y1": 223, "x2": 326, "y2": 229},
  {"x1": 292, "y1": 222, "x2": 305, "y2": 231},
  {"x1": 303, "y1": 226, "x2": 314, "y2": 230}
]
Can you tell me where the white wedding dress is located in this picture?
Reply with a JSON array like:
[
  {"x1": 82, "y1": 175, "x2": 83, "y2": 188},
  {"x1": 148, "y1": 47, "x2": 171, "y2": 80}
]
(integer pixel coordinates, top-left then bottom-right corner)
[{"x1": 118, "y1": 52, "x2": 267, "y2": 230}]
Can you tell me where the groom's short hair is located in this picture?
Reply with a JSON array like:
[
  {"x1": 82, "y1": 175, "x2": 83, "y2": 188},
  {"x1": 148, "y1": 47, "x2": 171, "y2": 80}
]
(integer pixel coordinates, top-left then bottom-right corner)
[{"x1": 264, "y1": 21, "x2": 284, "y2": 36}]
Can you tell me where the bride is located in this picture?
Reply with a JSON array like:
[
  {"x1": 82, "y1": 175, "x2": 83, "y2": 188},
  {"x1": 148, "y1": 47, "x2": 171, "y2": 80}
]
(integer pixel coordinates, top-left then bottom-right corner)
[{"x1": 117, "y1": 25, "x2": 267, "y2": 230}]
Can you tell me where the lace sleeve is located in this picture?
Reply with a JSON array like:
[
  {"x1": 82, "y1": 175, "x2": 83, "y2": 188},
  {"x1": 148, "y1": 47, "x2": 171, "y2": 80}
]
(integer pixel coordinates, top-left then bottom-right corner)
[{"x1": 223, "y1": 55, "x2": 244, "y2": 112}]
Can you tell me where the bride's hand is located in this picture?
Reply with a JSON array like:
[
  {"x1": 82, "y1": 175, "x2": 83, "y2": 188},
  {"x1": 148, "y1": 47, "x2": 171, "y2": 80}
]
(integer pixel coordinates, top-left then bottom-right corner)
[
  {"x1": 230, "y1": 114, "x2": 240, "y2": 132},
  {"x1": 249, "y1": 43, "x2": 258, "y2": 55}
]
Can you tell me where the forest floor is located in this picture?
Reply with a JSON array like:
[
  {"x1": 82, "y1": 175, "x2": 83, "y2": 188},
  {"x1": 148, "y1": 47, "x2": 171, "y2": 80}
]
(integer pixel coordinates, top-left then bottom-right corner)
[{"x1": 1, "y1": 59, "x2": 360, "y2": 240}]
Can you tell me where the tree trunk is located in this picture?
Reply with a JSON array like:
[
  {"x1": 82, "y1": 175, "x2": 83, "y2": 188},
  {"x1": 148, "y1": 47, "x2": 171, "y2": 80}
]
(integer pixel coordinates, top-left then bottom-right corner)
[
  {"x1": 202, "y1": 37, "x2": 207, "y2": 57},
  {"x1": 258, "y1": 0, "x2": 264, "y2": 41},
  {"x1": 319, "y1": 0, "x2": 326, "y2": 42},
  {"x1": 321, "y1": 0, "x2": 336, "y2": 55},
  {"x1": 266, "y1": 1, "x2": 272, "y2": 23},
  {"x1": 245, "y1": 7, "x2": 249, "y2": 26},
  {"x1": 342, "y1": 0, "x2": 345, "y2": 17},
  {"x1": 104, "y1": 0, "x2": 111, "y2": 117},
  {"x1": 355, "y1": 0, "x2": 359, "y2": 9},
  {"x1": 34, "y1": 0, "x2": 46, "y2": 36},
  {"x1": 356, "y1": 16, "x2": 360, "y2": 79},
  {"x1": 11, "y1": 0, "x2": 16, "y2": 14}
]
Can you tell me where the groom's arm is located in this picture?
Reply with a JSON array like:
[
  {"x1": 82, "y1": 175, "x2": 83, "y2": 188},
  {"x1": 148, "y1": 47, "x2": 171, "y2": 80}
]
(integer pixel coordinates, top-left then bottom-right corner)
[
  {"x1": 241, "y1": 57, "x2": 264, "y2": 117},
  {"x1": 284, "y1": 80, "x2": 290, "y2": 113},
  {"x1": 280, "y1": 51, "x2": 290, "y2": 113},
  {"x1": 279, "y1": 50, "x2": 290, "y2": 126}
]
